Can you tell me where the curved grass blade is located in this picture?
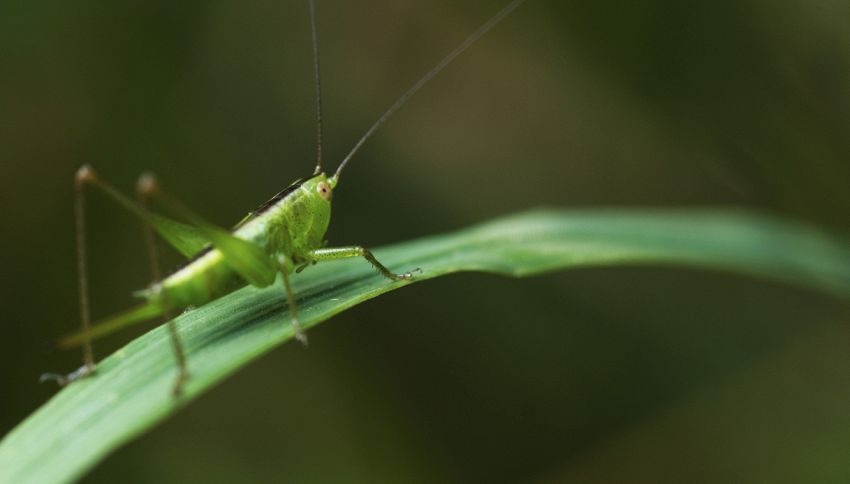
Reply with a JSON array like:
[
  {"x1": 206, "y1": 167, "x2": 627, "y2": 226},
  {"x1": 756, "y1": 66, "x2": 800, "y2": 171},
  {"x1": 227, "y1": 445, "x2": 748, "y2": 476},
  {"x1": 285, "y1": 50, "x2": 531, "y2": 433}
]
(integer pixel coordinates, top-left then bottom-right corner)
[{"x1": 1, "y1": 208, "x2": 849, "y2": 484}]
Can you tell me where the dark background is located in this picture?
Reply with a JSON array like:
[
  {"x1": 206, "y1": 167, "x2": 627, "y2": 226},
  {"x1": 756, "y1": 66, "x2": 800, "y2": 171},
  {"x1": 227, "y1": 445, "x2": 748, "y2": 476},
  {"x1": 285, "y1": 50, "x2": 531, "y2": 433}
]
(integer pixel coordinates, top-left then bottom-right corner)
[{"x1": 2, "y1": 0, "x2": 850, "y2": 482}]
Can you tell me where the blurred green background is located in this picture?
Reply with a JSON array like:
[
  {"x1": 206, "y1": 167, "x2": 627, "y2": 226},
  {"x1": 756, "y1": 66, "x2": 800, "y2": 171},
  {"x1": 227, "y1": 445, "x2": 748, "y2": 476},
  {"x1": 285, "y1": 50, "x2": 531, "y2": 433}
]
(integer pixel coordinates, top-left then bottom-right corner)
[{"x1": 2, "y1": 0, "x2": 850, "y2": 482}]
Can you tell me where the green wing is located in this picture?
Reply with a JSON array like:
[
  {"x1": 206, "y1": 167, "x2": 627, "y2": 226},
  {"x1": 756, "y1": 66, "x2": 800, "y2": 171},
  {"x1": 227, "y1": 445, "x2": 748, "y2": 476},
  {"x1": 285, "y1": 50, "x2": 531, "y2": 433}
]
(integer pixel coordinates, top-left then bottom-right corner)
[
  {"x1": 93, "y1": 179, "x2": 277, "y2": 287},
  {"x1": 94, "y1": 180, "x2": 210, "y2": 257},
  {"x1": 192, "y1": 220, "x2": 278, "y2": 288},
  {"x1": 149, "y1": 214, "x2": 209, "y2": 258}
]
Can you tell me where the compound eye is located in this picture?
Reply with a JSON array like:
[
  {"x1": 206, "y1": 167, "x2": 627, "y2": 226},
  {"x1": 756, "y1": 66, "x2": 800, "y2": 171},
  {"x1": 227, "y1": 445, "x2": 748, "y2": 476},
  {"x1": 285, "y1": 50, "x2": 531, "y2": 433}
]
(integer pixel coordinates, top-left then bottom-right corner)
[{"x1": 317, "y1": 181, "x2": 332, "y2": 200}]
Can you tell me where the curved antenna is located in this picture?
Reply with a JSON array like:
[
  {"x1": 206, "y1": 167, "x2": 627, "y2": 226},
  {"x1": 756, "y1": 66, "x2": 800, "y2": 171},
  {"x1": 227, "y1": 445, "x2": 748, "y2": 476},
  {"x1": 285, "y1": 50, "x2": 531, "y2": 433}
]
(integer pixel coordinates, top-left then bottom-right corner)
[
  {"x1": 333, "y1": 0, "x2": 526, "y2": 181},
  {"x1": 309, "y1": 0, "x2": 325, "y2": 175}
]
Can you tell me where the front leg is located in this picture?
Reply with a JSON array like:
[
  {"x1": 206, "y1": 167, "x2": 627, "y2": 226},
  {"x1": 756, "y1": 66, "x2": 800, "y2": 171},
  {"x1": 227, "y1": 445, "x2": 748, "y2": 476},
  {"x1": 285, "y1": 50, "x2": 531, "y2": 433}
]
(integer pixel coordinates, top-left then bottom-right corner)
[{"x1": 308, "y1": 246, "x2": 419, "y2": 281}]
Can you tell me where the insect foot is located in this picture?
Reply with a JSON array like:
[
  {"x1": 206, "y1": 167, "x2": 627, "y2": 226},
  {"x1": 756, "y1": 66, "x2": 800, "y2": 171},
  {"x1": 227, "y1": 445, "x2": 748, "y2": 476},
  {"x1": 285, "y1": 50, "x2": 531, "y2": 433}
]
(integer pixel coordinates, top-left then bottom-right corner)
[
  {"x1": 294, "y1": 322, "x2": 309, "y2": 347},
  {"x1": 395, "y1": 267, "x2": 422, "y2": 281},
  {"x1": 39, "y1": 363, "x2": 96, "y2": 387}
]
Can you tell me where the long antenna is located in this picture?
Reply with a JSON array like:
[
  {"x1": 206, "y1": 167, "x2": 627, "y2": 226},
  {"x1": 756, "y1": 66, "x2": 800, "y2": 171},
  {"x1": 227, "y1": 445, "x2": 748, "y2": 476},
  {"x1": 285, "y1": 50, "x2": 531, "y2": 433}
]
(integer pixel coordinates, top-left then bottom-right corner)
[
  {"x1": 309, "y1": 0, "x2": 324, "y2": 175},
  {"x1": 333, "y1": 0, "x2": 526, "y2": 181}
]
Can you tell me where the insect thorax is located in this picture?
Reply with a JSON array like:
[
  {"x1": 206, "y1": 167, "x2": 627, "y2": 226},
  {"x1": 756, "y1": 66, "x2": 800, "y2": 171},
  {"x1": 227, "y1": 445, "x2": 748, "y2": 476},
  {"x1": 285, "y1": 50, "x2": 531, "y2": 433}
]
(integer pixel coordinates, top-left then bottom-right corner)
[{"x1": 261, "y1": 174, "x2": 333, "y2": 260}]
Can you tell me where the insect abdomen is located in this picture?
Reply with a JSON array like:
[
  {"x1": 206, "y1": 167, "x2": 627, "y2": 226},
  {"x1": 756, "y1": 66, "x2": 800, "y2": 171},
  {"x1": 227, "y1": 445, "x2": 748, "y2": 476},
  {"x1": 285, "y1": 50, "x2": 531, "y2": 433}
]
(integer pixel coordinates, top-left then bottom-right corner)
[{"x1": 156, "y1": 248, "x2": 246, "y2": 309}]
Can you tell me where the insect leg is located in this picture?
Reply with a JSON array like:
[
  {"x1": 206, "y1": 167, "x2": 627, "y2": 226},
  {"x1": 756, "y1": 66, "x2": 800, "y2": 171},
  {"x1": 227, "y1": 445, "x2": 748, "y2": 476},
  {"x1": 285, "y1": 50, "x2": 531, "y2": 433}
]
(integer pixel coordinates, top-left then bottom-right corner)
[
  {"x1": 40, "y1": 167, "x2": 100, "y2": 386},
  {"x1": 41, "y1": 166, "x2": 191, "y2": 387},
  {"x1": 137, "y1": 173, "x2": 189, "y2": 397},
  {"x1": 279, "y1": 261, "x2": 308, "y2": 346},
  {"x1": 307, "y1": 247, "x2": 419, "y2": 281}
]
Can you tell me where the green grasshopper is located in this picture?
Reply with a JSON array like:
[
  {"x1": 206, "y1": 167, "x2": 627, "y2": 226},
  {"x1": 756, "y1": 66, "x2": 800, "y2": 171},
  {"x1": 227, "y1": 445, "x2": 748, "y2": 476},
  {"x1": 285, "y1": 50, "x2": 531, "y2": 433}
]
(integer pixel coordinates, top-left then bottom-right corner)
[{"x1": 42, "y1": 0, "x2": 526, "y2": 396}]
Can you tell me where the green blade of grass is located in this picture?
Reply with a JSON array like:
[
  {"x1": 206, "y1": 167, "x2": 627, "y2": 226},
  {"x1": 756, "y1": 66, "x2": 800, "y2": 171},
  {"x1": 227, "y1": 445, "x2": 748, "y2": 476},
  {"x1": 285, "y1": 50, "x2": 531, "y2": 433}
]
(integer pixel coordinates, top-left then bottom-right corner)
[{"x1": 2, "y1": 208, "x2": 849, "y2": 483}]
